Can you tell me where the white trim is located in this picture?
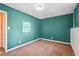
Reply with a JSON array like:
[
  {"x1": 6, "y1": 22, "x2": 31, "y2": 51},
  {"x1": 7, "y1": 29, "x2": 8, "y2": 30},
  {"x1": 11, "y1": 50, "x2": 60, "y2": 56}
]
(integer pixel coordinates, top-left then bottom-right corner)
[
  {"x1": 7, "y1": 38, "x2": 70, "y2": 52},
  {"x1": 7, "y1": 38, "x2": 40, "y2": 52},
  {"x1": 39, "y1": 38, "x2": 70, "y2": 45},
  {"x1": 5, "y1": 11, "x2": 7, "y2": 52},
  {"x1": 0, "y1": 10, "x2": 7, "y2": 52},
  {"x1": 71, "y1": 27, "x2": 79, "y2": 29},
  {"x1": 73, "y1": 4, "x2": 77, "y2": 27},
  {"x1": 73, "y1": 8, "x2": 75, "y2": 27}
]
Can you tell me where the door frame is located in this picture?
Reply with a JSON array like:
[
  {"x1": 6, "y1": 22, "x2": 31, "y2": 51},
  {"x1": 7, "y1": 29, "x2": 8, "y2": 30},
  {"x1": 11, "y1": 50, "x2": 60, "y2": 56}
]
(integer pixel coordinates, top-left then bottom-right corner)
[{"x1": 0, "y1": 10, "x2": 7, "y2": 52}]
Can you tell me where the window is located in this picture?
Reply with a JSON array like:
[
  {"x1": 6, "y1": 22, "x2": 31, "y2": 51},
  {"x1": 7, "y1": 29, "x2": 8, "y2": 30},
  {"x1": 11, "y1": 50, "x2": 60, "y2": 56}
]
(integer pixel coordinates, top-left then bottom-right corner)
[{"x1": 23, "y1": 22, "x2": 31, "y2": 32}]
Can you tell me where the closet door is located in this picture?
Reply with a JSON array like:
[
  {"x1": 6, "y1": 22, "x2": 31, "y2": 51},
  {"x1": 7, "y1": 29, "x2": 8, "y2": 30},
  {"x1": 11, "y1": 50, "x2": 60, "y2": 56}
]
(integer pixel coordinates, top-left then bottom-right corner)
[{"x1": 0, "y1": 12, "x2": 5, "y2": 48}]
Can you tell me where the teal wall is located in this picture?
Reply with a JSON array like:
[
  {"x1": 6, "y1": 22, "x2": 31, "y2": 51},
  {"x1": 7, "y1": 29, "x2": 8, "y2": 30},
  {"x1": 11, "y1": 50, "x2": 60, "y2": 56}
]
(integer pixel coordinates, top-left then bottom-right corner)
[
  {"x1": 0, "y1": 4, "x2": 40, "y2": 49},
  {"x1": 0, "y1": 4, "x2": 73, "y2": 50},
  {"x1": 74, "y1": 4, "x2": 79, "y2": 27},
  {"x1": 39, "y1": 14, "x2": 73, "y2": 43}
]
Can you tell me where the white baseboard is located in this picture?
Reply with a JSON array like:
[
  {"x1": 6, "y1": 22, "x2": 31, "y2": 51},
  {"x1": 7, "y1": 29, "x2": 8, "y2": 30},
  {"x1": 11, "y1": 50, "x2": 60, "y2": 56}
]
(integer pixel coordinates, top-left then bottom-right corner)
[
  {"x1": 7, "y1": 38, "x2": 70, "y2": 52},
  {"x1": 39, "y1": 38, "x2": 70, "y2": 45},
  {"x1": 7, "y1": 38, "x2": 40, "y2": 52}
]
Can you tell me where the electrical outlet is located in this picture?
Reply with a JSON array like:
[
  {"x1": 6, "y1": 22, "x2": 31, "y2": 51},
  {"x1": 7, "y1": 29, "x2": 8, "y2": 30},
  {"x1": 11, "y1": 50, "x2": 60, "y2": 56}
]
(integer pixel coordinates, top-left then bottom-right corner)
[
  {"x1": 19, "y1": 40, "x2": 21, "y2": 44},
  {"x1": 51, "y1": 37, "x2": 53, "y2": 39}
]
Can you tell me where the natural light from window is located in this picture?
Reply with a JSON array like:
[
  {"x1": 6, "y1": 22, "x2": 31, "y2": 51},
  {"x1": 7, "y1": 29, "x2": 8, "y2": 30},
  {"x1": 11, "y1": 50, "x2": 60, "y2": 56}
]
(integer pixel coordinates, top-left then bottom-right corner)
[{"x1": 23, "y1": 22, "x2": 31, "y2": 32}]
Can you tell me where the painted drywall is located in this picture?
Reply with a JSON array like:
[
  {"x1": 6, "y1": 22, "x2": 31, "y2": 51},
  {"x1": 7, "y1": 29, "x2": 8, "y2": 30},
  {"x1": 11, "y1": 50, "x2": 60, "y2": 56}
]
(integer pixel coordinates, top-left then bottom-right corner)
[
  {"x1": 0, "y1": 3, "x2": 73, "y2": 50},
  {"x1": 0, "y1": 4, "x2": 40, "y2": 49},
  {"x1": 74, "y1": 4, "x2": 79, "y2": 27},
  {"x1": 39, "y1": 14, "x2": 73, "y2": 43}
]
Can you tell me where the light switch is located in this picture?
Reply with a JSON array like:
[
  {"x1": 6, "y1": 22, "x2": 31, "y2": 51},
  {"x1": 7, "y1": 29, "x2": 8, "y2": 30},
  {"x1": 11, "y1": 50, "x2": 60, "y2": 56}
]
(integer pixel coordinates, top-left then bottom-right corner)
[{"x1": 8, "y1": 27, "x2": 10, "y2": 30}]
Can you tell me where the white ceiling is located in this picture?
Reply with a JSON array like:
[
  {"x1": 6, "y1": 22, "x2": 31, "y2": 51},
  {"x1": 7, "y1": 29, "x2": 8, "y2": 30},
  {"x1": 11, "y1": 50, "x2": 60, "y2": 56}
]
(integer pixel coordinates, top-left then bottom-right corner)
[{"x1": 4, "y1": 3, "x2": 77, "y2": 19}]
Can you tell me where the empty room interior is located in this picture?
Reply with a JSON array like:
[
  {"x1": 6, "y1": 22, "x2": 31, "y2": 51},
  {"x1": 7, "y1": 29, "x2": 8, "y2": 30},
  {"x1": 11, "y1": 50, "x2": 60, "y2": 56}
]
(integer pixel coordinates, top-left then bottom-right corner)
[{"x1": 0, "y1": 3, "x2": 79, "y2": 56}]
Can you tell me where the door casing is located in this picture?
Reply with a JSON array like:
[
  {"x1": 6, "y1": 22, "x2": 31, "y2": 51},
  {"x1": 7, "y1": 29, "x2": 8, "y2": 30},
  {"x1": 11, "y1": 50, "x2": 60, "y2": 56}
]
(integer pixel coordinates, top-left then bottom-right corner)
[{"x1": 0, "y1": 10, "x2": 7, "y2": 52}]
